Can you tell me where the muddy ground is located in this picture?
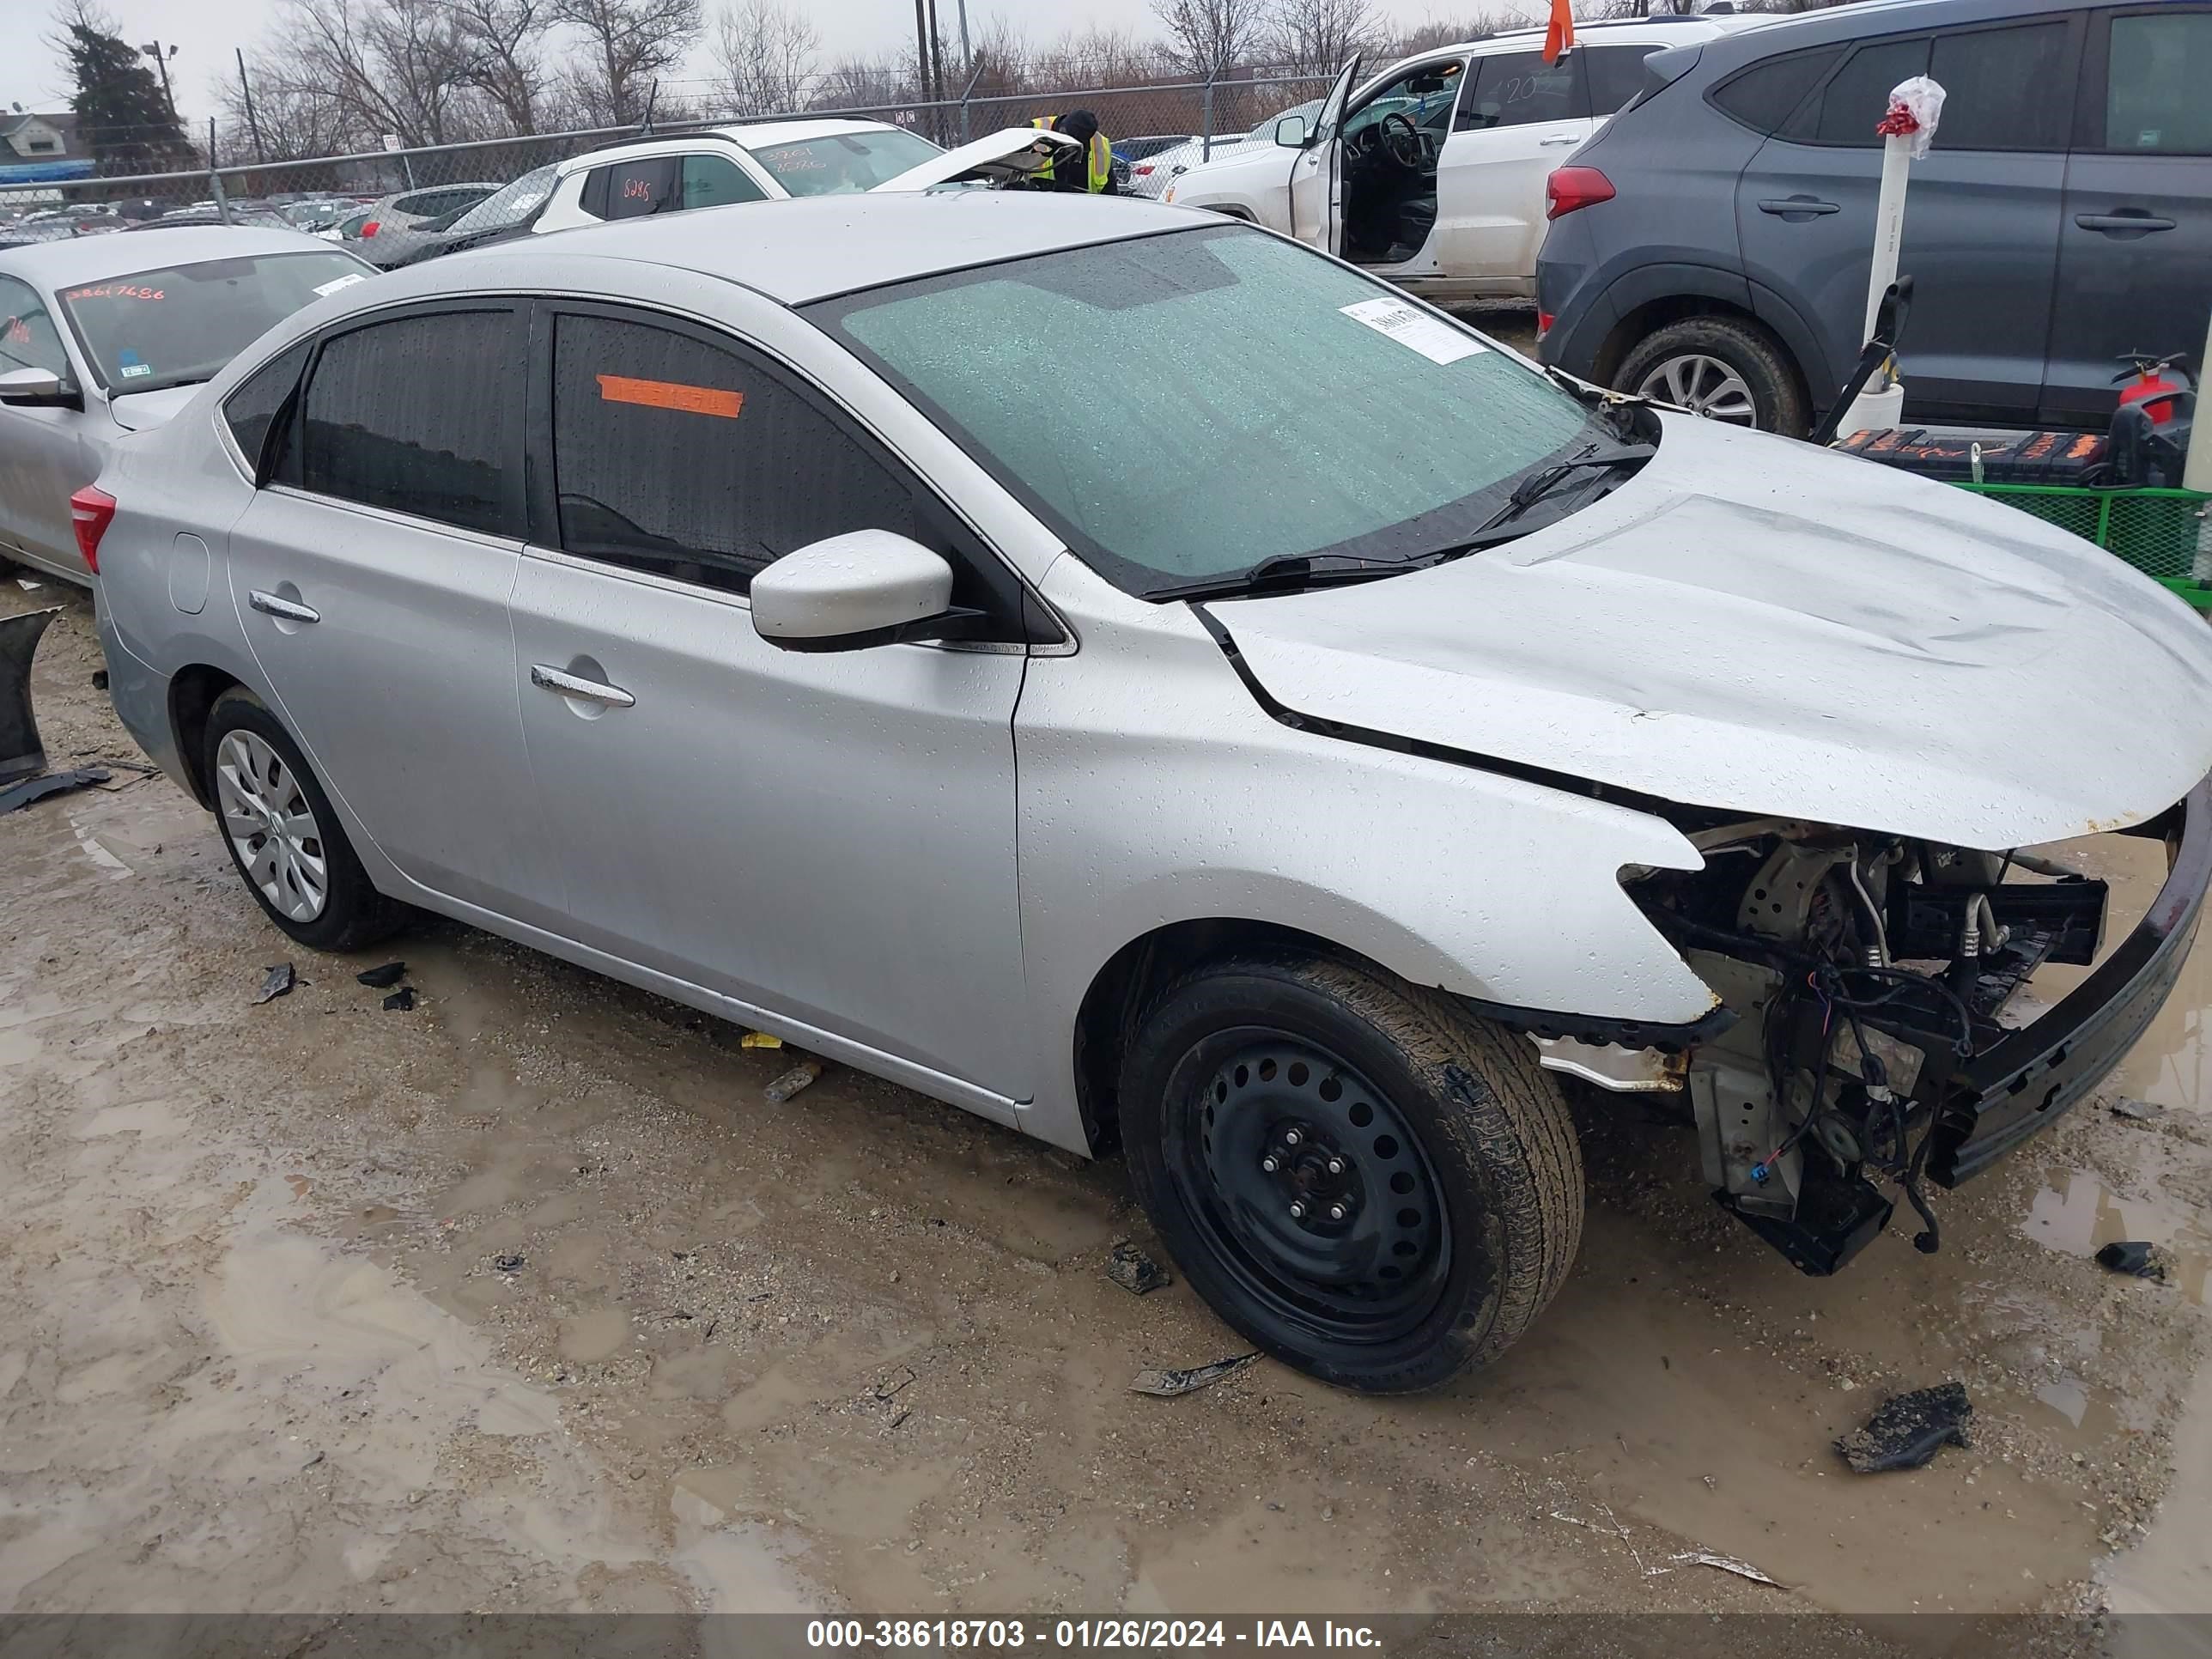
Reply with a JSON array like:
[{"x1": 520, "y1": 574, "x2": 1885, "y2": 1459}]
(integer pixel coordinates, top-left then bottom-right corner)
[{"x1": 3, "y1": 574, "x2": 2209, "y2": 1634}]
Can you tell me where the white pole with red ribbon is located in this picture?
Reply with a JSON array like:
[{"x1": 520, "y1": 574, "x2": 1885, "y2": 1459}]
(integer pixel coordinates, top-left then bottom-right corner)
[{"x1": 1843, "y1": 76, "x2": 1945, "y2": 437}]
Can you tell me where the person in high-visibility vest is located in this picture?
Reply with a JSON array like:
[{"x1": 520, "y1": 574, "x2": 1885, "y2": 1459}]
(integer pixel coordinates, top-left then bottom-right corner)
[{"x1": 1028, "y1": 109, "x2": 1116, "y2": 194}]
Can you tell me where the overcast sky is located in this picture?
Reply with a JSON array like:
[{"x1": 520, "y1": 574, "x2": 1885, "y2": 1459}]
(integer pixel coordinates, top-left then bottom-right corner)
[{"x1": 3, "y1": 0, "x2": 1539, "y2": 134}]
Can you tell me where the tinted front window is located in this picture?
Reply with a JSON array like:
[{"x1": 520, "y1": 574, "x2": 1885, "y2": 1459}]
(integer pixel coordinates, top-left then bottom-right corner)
[
  {"x1": 299, "y1": 310, "x2": 521, "y2": 536},
  {"x1": 1710, "y1": 47, "x2": 1842, "y2": 135},
  {"x1": 1929, "y1": 22, "x2": 2069, "y2": 150},
  {"x1": 681, "y1": 153, "x2": 768, "y2": 209},
  {"x1": 820, "y1": 228, "x2": 1589, "y2": 594},
  {"x1": 1457, "y1": 51, "x2": 1585, "y2": 131},
  {"x1": 0, "y1": 274, "x2": 67, "y2": 377},
  {"x1": 58, "y1": 252, "x2": 373, "y2": 393},
  {"x1": 223, "y1": 338, "x2": 311, "y2": 479},
  {"x1": 550, "y1": 313, "x2": 917, "y2": 595},
  {"x1": 2105, "y1": 11, "x2": 2212, "y2": 154},
  {"x1": 750, "y1": 129, "x2": 943, "y2": 195},
  {"x1": 1789, "y1": 37, "x2": 1929, "y2": 144},
  {"x1": 1584, "y1": 45, "x2": 1659, "y2": 115}
]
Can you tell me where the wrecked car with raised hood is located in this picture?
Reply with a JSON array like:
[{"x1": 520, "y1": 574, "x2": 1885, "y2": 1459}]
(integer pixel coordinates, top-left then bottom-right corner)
[{"x1": 85, "y1": 198, "x2": 2212, "y2": 1394}]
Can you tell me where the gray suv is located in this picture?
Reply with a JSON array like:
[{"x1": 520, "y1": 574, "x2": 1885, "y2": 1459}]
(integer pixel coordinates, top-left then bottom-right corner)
[{"x1": 1536, "y1": 0, "x2": 2212, "y2": 433}]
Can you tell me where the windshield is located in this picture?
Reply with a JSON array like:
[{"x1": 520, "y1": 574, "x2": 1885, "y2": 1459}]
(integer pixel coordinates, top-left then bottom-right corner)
[
  {"x1": 59, "y1": 251, "x2": 374, "y2": 394},
  {"x1": 750, "y1": 129, "x2": 943, "y2": 195},
  {"x1": 446, "y1": 165, "x2": 558, "y2": 235},
  {"x1": 816, "y1": 225, "x2": 1595, "y2": 595},
  {"x1": 1248, "y1": 99, "x2": 1322, "y2": 140}
]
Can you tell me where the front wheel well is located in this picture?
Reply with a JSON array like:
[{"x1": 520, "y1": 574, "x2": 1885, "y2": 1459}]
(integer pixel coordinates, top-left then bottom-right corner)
[
  {"x1": 1590, "y1": 295, "x2": 1807, "y2": 406},
  {"x1": 1073, "y1": 919, "x2": 1401, "y2": 1156},
  {"x1": 168, "y1": 665, "x2": 242, "y2": 807}
]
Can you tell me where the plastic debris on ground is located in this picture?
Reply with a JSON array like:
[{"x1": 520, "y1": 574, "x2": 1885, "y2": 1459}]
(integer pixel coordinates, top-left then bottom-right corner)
[
  {"x1": 382, "y1": 987, "x2": 417, "y2": 1012},
  {"x1": 1671, "y1": 1551, "x2": 1784, "y2": 1588},
  {"x1": 0, "y1": 766, "x2": 110, "y2": 815},
  {"x1": 1130, "y1": 1352, "x2": 1256, "y2": 1397},
  {"x1": 252, "y1": 963, "x2": 297, "y2": 1005},
  {"x1": 764, "y1": 1059, "x2": 823, "y2": 1103},
  {"x1": 2095, "y1": 1240, "x2": 2170, "y2": 1280},
  {"x1": 90, "y1": 669, "x2": 107, "y2": 691},
  {"x1": 356, "y1": 962, "x2": 407, "y2": 988},
  {"x1": 1836, "y1": 1380, "x2": 1972, "y2": 1472},
  {"x1": 2110, "y1": 1097, "x2": 2167, "y2": 1123},
  {"x1": 493, "y1": 1254, "x2": 526, "y2": 1273},
  {"x1": 1106, "y1": 1242, "x2": 1170, "y2": 1295},
  {"x1": 740, "y1": 1030, "x2": 784, "y2": 1048}
]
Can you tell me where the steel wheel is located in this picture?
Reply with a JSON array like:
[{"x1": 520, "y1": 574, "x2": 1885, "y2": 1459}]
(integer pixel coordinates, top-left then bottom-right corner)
[
  {"x1": 1166, "y1": 1033, "x2": 1450, "y2": 1345},
  {"x1": 215, "y1": 730, "x2": 328, "y2": 923},
  {"x1": 1637, "y1": 352, "x2": 1758, "y2": 423}
]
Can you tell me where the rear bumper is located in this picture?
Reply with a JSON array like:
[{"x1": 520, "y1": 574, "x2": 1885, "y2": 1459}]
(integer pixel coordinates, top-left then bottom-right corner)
[{"x1": 1926, "y1": 776, "x2": 2212, "y2": 1185}]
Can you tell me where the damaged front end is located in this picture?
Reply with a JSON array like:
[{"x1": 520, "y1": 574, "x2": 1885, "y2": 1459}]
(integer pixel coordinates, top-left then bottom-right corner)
[{"x1": 1622, "y1": 780, "x2": 2212, "y2": 1276}]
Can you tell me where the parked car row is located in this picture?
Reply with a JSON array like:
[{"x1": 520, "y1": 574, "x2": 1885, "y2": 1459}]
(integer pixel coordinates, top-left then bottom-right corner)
[{"x1": 1164, "y1": 0, "x2": 2210, "y2": 434}]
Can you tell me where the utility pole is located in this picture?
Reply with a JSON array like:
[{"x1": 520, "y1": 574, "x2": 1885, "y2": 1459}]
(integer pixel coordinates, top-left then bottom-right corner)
[
  {"x1": 235, "y1": 47, "x2": 265, "y2": 164},
  {"x1": 139, "y1": 40, "x2": 179, "y2": 125},
  {"x1": 911, "y1": 0, "x2": 931, "y2": 109}
]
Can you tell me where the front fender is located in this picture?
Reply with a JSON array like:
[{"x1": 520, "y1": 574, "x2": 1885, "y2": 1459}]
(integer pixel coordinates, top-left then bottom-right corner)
[{"x1": 1012, "y1": 570, "x2": 1717, "y2": 1155}]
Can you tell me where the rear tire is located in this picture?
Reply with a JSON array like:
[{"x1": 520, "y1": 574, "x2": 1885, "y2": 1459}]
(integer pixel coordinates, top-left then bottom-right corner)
[
  {"x1": 1121, "y1": 951, "x2": 1584, "y2": 1394},
  {"x1": 1617, "y1": 315, "x2": 1808, "y2": 436},
  {"x1": 204, "y1": 685, "x2": 404, "y2": 953}
]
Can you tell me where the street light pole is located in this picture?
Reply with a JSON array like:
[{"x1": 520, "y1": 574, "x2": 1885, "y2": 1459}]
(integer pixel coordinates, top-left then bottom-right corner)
[{"x1": 139, "y1": 40, "x2": 179, "y2": 126}]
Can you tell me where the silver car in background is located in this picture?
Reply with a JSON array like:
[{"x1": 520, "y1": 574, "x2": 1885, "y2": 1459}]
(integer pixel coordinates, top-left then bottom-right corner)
[
  {"x1": 0, "y1": 226, "x2": 374, "y2": 583},
  {"x1": 87, "y1": 196, "x2": 2212, "y2": 1393}
]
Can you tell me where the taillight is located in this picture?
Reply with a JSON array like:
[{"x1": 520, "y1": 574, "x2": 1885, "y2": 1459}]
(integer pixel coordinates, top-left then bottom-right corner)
[
  {"x1": 1536, "y1": 310, "x2": 1555, "y2": 339},
  {"x1": 1134, "y1": 163, "x2": 1154, "y2": 175},
  {"x1": 361, "y1": 220, "x2": 379, "y2": 237},
  {"x1": 1546, "y1": 166, "x2": 1614, "y2": 220},
  {"x1": 70, "y1": 485, "x2": 116, "y2": 574}
]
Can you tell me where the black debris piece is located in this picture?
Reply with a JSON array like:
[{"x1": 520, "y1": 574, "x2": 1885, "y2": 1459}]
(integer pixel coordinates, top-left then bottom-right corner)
[
  {"x1": 382, "y1": 988, "x2": 417, "y2": 1012},
  {"x1": 493, "y1": 1254, "x2": 526, "y2": 1273},
  {"x1": 356, "y1": 962, "x2": 407, "y2": 988},
  {"x1": 1836, "y1": 1381, "x2": 1972, "y2": 1473},
  {"x1": 91, "y1": 669, "x2": 108, "y2": 691},
  {"x1": 0, "y1": 766, "x2": 110, "y2": 815},
  {"x1": 0, "y1": 607, "x2": 61, "y2": 785},
  {"x1": 1130, "y1": 1352, "x2": 1258, "y2": 1398},
  {"x1": 2110, "y1": 1097, "x2": 2167, "y2": 1124},
  {"x1": 1106, "y1": 1242, "x2": 1170, "y2": 1295},
  {"x1": 2095, "y1": 1241, "x2": 2170, "y2": 1280},
  {"x1": 252, "y1": 963, "x2": 296, "y2": 1005}
]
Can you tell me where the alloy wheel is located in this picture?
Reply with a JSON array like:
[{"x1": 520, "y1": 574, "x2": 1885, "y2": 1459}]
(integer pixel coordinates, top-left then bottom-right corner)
[
  {"x1": 1636, "y1": 353, "x2": 1758, "y2": 423},
  {"x1": 216, "y1": 730, "x2": 329, "y2": 922}
]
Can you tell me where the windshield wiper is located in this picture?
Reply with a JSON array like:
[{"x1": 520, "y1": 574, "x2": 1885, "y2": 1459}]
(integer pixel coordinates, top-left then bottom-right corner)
[
  {"x1": 1409, "y1": 441, "x2": 1656, "y2": 563},
  {"x1": 1147, "y1": 553, "x2": 1411, "y2": 603}
]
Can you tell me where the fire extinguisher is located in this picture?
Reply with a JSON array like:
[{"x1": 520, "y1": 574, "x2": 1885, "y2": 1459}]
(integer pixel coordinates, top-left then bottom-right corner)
[{"x1": 2112, "y1": 351, "x2": 2194, "y2": 426}]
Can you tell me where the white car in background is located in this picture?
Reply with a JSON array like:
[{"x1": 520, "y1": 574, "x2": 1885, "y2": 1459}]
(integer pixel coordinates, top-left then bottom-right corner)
[
  {"x1": 1127, "y1": 102, "x2": 1321, "y2": 199},
  {"x1": 1164, "y1": 16, "x2": 1752, "y2": 301},
  {"x1": 0, "y1": 226, "x2": 374, "y2": 583}
]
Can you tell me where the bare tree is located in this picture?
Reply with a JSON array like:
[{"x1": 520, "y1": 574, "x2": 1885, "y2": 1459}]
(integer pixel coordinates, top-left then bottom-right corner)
[
  {"x1": 809, "y1": 51, "x2": 914, "y2": 111},
  {"x1": 552, "y1": 0, "x2": 704, "y2": 125},
  {"x1": 1264, "y1": 0, "x2": 1376, "y2": 75},
  {"x1": 262, "y1": 0, "x2": 489, "y2": 149},
  {"x1": 710, "y1": 0, "x2": 819, "y2": 116},
  {"x1": 1152, "y1": 0, "x2": 1269, "y2": 76},
  {"x1": 447, "y1": 0, "x2": 553, "y2": 133}
]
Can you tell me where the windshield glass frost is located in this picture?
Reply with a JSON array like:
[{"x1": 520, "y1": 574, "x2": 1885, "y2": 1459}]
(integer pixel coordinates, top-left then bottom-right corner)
[
  {"x1": 823, "y1": 226, "x2": 1590, "y2": 592},
  {"x1": 752, "y1": 129, "x2": 943, "y2": 194},
  {"x1": 60, "y1": 251, "x2": 373, "y2": 395}
]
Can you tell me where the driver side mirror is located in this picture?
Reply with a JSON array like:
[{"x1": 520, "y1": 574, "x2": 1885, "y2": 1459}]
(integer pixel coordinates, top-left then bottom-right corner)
[
  {"x1": 750, "y1": 529, "x2": 991, "y2": 653},
  {"x1": 1273, "y1": 114, "x2": 1310, "y2": 149},
  {"x1": 0, "y1": 366, "x2": 83, "y2": 411}
]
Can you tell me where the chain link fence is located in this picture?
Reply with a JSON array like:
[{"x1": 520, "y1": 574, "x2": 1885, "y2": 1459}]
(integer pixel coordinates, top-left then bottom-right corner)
[{"x1": 1, "y1": 72, "x2": 1338, "y2": 222}]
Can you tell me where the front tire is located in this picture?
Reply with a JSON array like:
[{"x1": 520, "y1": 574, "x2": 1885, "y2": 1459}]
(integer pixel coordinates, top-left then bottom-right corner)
[
  {"x1": 205, "y1": 686, "x2": 404, "y2": 952},
  {"x1": 1121, "y1": 952, "x2": 1583, "y2": 1394}
]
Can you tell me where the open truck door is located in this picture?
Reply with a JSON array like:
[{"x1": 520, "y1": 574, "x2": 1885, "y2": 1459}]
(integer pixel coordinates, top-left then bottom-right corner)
[{"x1": 1286, "y1": 56, "x2": 1364, "y2": 255}]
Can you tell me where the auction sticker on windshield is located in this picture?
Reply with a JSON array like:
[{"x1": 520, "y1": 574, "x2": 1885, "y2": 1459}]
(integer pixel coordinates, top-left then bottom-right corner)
[
  {"x1": 313, "y1": 272, "x2": 368, "y2": 297},
  {"x1": 1340, "y1": 296, "x2": 1486, "y2": 366}
]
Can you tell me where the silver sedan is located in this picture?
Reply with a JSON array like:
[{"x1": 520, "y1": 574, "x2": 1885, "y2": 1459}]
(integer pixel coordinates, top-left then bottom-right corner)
[
  {"x1": 0, "y1": 226, "x2": 374, "y2": 583},
  {"x1": 85, "y1": 195, "x2": 2212, "y2": 1391}
]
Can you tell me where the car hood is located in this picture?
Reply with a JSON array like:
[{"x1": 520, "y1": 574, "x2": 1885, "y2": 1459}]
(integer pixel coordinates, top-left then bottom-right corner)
[
  {"x1": 1206, "y1": 412, "x2": 2212, "y2": 850},
  {"x1": 107, "y1": 385, "x2": 202, "y2": 432},
  {"x1": 872, "y1": 127, "x2": 1083, "y2": 191}
]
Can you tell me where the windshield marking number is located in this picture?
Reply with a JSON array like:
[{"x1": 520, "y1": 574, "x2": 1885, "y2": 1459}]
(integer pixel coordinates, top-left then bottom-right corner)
[{"x1": 1340, "y1": 297, "x2": 1486, "y2": 366}]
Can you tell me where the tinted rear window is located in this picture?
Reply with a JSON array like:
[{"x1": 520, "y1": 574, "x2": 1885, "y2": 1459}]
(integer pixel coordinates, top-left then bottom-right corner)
[
  {"x1": 223, "y1": 338, "x2": 310, "y2": 478},
  {"x1": 1710, "y1": 46, "x2": 1841, "y2": 134},
  {"x1": 1584, "y1": 45, "x2": 1659, "y2": 115},
  {"x1": 1786, "y1": 37, "x2": 1929, "y2": 145}
]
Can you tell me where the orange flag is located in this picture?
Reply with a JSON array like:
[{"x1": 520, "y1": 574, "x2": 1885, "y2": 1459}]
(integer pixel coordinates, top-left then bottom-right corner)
[{"x1": 1543, "y1": 0, "x2": 1575, "y2": 64}]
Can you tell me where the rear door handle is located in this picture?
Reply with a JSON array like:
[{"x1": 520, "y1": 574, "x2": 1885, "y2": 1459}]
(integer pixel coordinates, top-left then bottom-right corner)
[
  {"x1": 530, "y1": 663, "x2": 635, "y2": 708},
  {"x1": 1758, "y1": 197, "x2": 1840, "y2": 217},
  {"x1": 1538, "y1": 132, "x2": 1581, "y2": 146},
  {"x1": 247, "y1": 589, "x2": 319, "y2": 624},
  {"x1": 2075, "y1": 212, "x2": 2176, "y2": 234}
]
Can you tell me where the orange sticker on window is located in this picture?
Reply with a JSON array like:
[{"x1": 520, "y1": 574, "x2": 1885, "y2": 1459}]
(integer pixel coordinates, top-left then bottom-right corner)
[{"x1": 597, "y1": 374, "x2": 743, "y2": 418}]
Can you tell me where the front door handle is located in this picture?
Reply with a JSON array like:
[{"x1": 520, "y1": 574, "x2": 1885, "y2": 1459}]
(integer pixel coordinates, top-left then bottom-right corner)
[
  {"x1": 530, "y1": 663, "x2": 635, "y2": 708},
  {"x1": 1538, "y1": 132, "x2": 1581, "y2": 147},
  {"x1": 1759, "y1": 197, "x2": 1840, "y2": 217},
  {"x1": 247, "y1": 589, "x2": 319, "y2": 624},
  {"x1": 2075, "y1": 211, "x2": 2176, "y2": 235}
]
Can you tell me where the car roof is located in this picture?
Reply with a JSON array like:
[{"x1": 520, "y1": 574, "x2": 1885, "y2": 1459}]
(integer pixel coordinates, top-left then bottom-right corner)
[
  {"x1": 389, "y1": 191, "x2": 1198, "y2": 306},
  {"x1": 0, "y1": 224, "x2": 349, "y2": 288},
  {"x1": 556, "y1": 115, "x2": 910, "y2": 173},
  {"x1": 1686, "y1": 0, "x2": 2079, "y2": 70},
  {"x1": 1410, "y1": 13, "x2": 1752, "y2": 58}
]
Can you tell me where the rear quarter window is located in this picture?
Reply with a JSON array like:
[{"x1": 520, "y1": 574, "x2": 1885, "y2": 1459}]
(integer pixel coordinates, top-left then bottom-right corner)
[{"x1": 1708, "y1": 46, "x2": 1843, "y2": 135}]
